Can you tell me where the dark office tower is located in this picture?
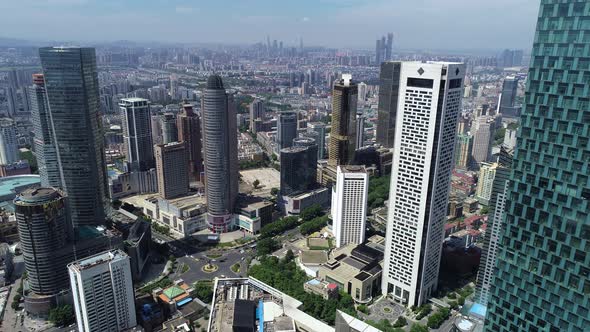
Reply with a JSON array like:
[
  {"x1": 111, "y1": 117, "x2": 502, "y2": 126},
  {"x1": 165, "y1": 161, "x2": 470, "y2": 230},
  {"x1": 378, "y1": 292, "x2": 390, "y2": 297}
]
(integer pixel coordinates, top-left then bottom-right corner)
[
  {"x1": 201, "y1": 75, "x2": 238, "y2": 233},
  {"x1": 280, "y1": 141, "x2": 317, "y2": 196},
  {"x1": 307, "y1": 122, "x2": 326, "y2": 159},
  {"x1": 15, "y1": 188, "x2": 70, "y2": 296},
  {"x1": 120, "y1": 98, "x2": 154, "y2": 172},
  {"x1": 475, "y1": 147, "x2": 513, "y2": 306},
  {"x1": 329, "y1": 74, "x2": 357, "y2": 166},
  {"x1": 39, "y1": 47, "x2": 107, "y2": 227},
  {"x1": 177, "y1": 103, "x2": 203, "y2": 181},
  {"x1": 376, "y1": 62, "x2": 401, "y2": 148},
  {"x1": 29, "y1": 74, "x2": 59, "y2": 187},
  {"x1": 276, "y1": 111, "x2": 298, "y2": 152},
  {"x1": 498, "y1": 76, "x2": 519, "y2": 118},
  {"x1": 385, "y1": 33, "x2": 393, "y2": 61},
  {"x1": 150, "y1": 114, "x2": 163, "y2": 145},
  {"x1": 161, "y1": 113, "x2": 178, "y2": 144},
  {"x1": 485, "y1": 2, "x2": 590, "y2": 331},
  {"x1": 249, "y1": 99, "x2": 265, "y2": 132},
  {"x1": 375, "y1": 39, "x2": 382, "y2": 64}
]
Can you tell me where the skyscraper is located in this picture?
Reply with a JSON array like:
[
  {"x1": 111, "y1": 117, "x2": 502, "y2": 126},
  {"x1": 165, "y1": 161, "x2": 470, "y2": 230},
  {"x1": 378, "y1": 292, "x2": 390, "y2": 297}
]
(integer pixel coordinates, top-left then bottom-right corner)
[
  {"x1": 498, "y1": 76, "x2": 519, "y2": 118},
  {"x1": 382, "y1": 62, "x2": 465, "y2": 306},
  {"x1": 120, "y1": 98, "x2": 154, "y2": 172},
  {"x1": 177, "y1": 103, "x2": 203, "y2": 181},
  {"x1": 375, "y1": 39, "x2": 382, "y2": 65},
  {"x1": 0, "y1": 118, "x2": 18, "y2": 165},
  {"x1": 155, "y1": 142, "x2": 189, "y2": 199},
  {"x1": 474, "y1": 148, "x2": 512, "y2": 307},
  {"x1": 356, "y1": 112, "x2": 365, "y2": 149},
  {"x1": 329, "y1": 74, "x2": 357, "y2": 166},
  {"x1": 307, "y1": 122, "x2": 326, "y2": 159},
  {"x1": 385, "y1": 33, "x2": 393, "y2": 61},
  {"x1": 475, "y1": 162, "x2": 500, "y2": 205},
  {"x1": 15, "y1": 187, "x2": 71, "y2": 296},
  {"x1": 454, "y1": 133, "x2": 474, "y2": 170},
  {"x1": 472, "y1": 116, "x2": 495, "y2": 166},
  {"x1": 485, "y1": 2, "x2": 590, "y2": 331},
  {"x1": 249, "y1": 99, "x2": 265, "y2": 133},
  {"x1": 331, "y1": 165, "x2": 368, "y2": 248},
  {"x1": 39, "y1": 47, "x2": 107, "y2": 227},
  {"x1": 30, "y1": 74, "x2": 61, "y2": 187},
  {"x1": 280, "y1": 138, "x2": 318, "y2": 196},
  {"x1": 276, "y1": 111, "x2": 298, "y2": 152},
  {"x1": 161, "y1": 113, "x2": 178, "y2": 144},
  {"x1": 201, "y1": 75, "x2": 239, "y2": 233},
  {"x1": 69, "y1": 250, "x2": 136, "y2": 332},
  {"x1": 376, "y1": 62, "x2": 401, "y2": 148}
]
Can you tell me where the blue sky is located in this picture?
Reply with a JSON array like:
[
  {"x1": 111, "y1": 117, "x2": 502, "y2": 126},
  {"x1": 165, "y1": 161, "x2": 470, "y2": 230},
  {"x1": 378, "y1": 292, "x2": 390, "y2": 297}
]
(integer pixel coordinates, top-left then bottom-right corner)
[{"x1": 0, "y1": 0, "x2": 540, "y2": 50}]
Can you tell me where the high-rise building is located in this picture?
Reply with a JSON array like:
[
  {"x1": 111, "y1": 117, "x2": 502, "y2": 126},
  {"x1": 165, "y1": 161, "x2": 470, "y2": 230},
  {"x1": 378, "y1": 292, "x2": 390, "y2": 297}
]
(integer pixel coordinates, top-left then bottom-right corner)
[
  {"x1": 375, "y1": 39, "x2": 382, "y2": 65},
  {"x1": 155, "y1": 142, "x2": 189, "y2": 199},
  {"x1": 120, "y1": 98, "x2": 154, "y2": 172},
  {"x1": 150, "y1": 114, "x2": 163, "y2": 145},
  {"x1": 39, "y1": 47, "x2": 107, "y2": 227},
  {"x1": 307, "y1": 122, "x2": 326, "y2": 159},
  {"x1": 177, "y1": 103, "x2": 203, "y2": 181},
  {"x1": 385, "y1": 33, "x2": 393, "y2": 61},
  {"x1": 276, "y1": 111, "x2": 298, "y2": 152},
  {"x1": 474, "y1": 148, "x2": 512, "y2": 307},
  {"x1": 68, "y1": 250, "x2": 136, "y2": 332},
  {"x1": 30, "y1": 74, "x2": 61, "y2": 187},
  {"x1": 454, "y1": 133, "x2": 474, "y2": 170},
  {"x1": 15, "y1": 187, "x2": 71, "y2": 296},
  {"x1": 249, "y1": 99, "x2": 265, "y2": 133},
  {"x1": 355, "y1": 112, "x2": 365, "y2": 149},
  {"x1": 485, "y1": 2, "x2": 590, "y2": 331},
  {"x1": 331, "y1": 165, "x2": 368, "y2": 248},
  {"x1": 329, "y1": 74, "x2": 357, "y2": 166},
  {"x1": 382, "y1": 61, "x2": 465, "y2": 306},
  {"x1": 161, "y1": 113, "x2": 178, "y2": 144},
  {"x1": 472, "y1": 116, "x2": 495, "y2": 166},
  {"x1": 280, "y1": 138, "x2": 318, "y2": 196},
  {"x1": 498, "y1": 76, "x2": 519, "y2": 118},
  {"x1": 475, "y1": 162, "x2": 499, "y2": 205},
  {"x1": 503, "y1": 127, "x2": 518, "y2": 150},
  {"x1": 201, "y1": 75, "x2": 239, "y2": 233},
  {"x1": 376, "y1": 62, "x2": 401, "y2": 148},
  {"x1": 0, "y1": 118, "x2": 18, "y2": 165}
]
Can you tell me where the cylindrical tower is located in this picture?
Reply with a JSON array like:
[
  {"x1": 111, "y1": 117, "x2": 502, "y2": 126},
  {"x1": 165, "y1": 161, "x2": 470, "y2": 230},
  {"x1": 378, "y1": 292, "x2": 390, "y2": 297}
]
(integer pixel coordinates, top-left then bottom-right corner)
[{"x1": 15, "y1": 187, "x2": 70, "y2": 295}]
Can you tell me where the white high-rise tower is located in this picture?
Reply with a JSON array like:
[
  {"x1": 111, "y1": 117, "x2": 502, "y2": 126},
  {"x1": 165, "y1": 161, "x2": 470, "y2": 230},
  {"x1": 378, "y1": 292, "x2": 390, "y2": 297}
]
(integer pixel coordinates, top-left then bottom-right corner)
[
  {"x1": 331, "y1": 165, "x2": 368, "y2": 248},
  {"x1": 382, "y1": 61, "x2": 465, "y2": 306},
  {"x1": 68, "y1": 250, "x2": 136, "y2": 332}
]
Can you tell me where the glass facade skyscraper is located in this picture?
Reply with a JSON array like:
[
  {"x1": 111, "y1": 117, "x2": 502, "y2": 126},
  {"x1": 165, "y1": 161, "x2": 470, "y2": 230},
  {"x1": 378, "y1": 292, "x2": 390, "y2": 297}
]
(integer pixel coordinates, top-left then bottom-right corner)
[
  {"x1": 485, "y1": 1, "x2": 590, "y2": 331},
  {"x1": 39, "y1": 47, "x2": 107, "y2": 227}
]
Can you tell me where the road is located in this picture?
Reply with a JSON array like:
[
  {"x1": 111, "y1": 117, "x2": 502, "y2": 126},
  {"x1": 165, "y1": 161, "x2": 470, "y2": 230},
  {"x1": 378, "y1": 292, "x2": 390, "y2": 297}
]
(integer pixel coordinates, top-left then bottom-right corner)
[{"x1": 172, "y1": 246, "x2": 256, "y2": 284}]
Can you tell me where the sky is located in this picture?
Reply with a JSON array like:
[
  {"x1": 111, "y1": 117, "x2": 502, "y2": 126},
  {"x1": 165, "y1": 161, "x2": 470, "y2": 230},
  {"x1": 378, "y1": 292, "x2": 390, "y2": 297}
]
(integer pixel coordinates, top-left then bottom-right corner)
[{"x1": 0, "y1": 0, "x2": 540, "y2": 51}]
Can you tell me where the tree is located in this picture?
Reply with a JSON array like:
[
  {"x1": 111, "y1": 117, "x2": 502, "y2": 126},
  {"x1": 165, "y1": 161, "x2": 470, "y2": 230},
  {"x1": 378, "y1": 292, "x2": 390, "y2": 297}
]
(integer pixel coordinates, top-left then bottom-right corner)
[
  {"x1": 270, "y1": 187, "x2": 279, "y2": 196},
  {"x1": 284, "y1": 249, "x2": 295, "y2": 262},
  {"x1": 257, "y1": 238, "x2": 280, "y2": 256},
  {"x1": 194, "y1": 281, "x2": 214, "y2": 303},
  {"x1": 300, "y1": 215, "x2": 329, "y2": 235},
  {"x1": 253, "y1": 179, "x2": 260, "y2": 189},
  {"x1": 300, "y1": 204, "x2": 323, "y2": 221},
  {"x1": 410, "y1": 324, "x2": 428, "y2": 332},
  {"x1": 48, "y1": 305, "x2": 75, "y2": 327},
  {"x1": 393, "y1": 316, "x2": 407, "y2": 328},
  {"x1": 480, "y1": 206, "x2": 490, "y2": 215}
]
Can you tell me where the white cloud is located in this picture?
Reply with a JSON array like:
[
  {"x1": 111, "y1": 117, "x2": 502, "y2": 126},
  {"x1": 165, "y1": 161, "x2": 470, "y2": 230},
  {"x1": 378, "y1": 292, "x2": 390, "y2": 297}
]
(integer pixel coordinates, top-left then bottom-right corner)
[
  {"x1": 175, "y1": 6, "x2": 196, "y2": 14},
  {"x1": 302, "y1": 17, "x2": 310, "y2": 22}
]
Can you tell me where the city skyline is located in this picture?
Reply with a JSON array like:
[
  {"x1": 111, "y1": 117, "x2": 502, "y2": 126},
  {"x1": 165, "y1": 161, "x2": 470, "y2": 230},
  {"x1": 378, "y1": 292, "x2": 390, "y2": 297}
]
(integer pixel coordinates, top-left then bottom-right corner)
[{"x1": 0, "y1": 0, "x2": 539, "y2": 50}]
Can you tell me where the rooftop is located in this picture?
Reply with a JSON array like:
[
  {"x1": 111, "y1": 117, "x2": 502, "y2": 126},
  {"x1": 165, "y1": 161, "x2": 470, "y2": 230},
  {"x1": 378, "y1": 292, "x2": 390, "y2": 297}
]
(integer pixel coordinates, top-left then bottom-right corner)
[
  {"x1": 1, "y1": 175, "x2": 41, "y2": 201},
  {"x1": 69, "y1": 249, "x2": 127, "y2": 272}
]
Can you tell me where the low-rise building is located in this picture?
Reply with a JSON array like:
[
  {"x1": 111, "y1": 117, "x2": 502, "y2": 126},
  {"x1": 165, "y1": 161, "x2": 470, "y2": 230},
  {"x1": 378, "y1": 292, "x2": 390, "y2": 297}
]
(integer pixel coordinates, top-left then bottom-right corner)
[
  {"x1": 317, "y1": 243, "x2": 383, "y2": 304},
  {"x1": 141, "y1": 194, "x2": 208, "y2": 239},
  {"x1": 281, "y1": 187, "x2": 330, "y2": 215},
  {"x1": 0, "y1": 243, "x2": 13, "y2": 286},
  {"x1": 303, "y1": 279, "x2": 338, "y2": 300},
  {"x1": 0, "y1": 161, "x2": 31, "y2": 177},
  {"x1": 463, "y1": 198, "x2": 479, "y2": 214}
]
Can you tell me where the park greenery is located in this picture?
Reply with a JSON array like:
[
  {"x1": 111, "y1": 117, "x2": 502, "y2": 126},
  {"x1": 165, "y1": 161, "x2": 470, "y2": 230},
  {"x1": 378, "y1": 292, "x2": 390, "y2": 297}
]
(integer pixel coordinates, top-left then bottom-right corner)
[
  {"x1": 413, "y1": 303, "x2": 432, "y2": 320},
  {"x1": 427, "y1": 307, "x2": 451, "y2": 329},
  {"x1": 367, "y1": 319, "x2": 404, "y2": 332},
  {"x1": 256, "y1": 237, "x2": 280, "y2": 256},
  {"x1": 368, "y1": 175, "x2": 391, "y2": 211},
  {"x1": 300, "y1": 215, "x2": 329, "y2": 235},
  {"x1": 259, "y1": 216, "x2": 299, "y2": 239},
  {"x1": 248, "y1": 255, "x2": 356, "y2": 325},
  {"x1": 409, "y1": 323, "x2": 429, "y2": 332},
  {"x1": 151, "y1": 221, "x2": 171, "y2": 236},
  {"x1": 193, "y1": 280, "x2": 214, "y2": 303},
  {"x1": 299, "y1": 204, "x2": 323, "y2": 221},
  {"x1": 48, "y1": 305, "x2": 75, "y2": 327},
  {"x1": 139, "y1": 277, "x2": 173, "y2": 295}
]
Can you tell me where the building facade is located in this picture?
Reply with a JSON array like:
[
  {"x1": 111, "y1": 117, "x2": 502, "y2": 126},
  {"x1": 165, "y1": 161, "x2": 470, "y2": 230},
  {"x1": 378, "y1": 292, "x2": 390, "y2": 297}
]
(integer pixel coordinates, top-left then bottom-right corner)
[
  {"x1": 475, "y1": 162, "x2": 499, "y2": 205},
  {"x1": 280, "y1": 142, "x2": 318, "y2": 196},
  {"x1": 68, "y1": 250, "x2": 136, "y2": 332},
  {"x1": 161, "y1": 113, "x2": 178, "y2": 144},
  {"x1": 0, "y1": 119, "x2": 18, "y2": 166},
  {"x1": 498, "y1": 76, "x2": 519, "y2": 118},
  {"x1": 39, "y1": 47, "x2": 107, "y2": 227},
  {"x1": 307, "y1": 122, "x2": 326, "y2": 159},
  {"x1": 331, "y1": 166, "x2": 368, "y2": 248},
  {"x1": 201, "y1": 75, "x2": 239, "y2": 232},
  {"x1": 120, "y1": 98, "x2": 154, "y2": 172},
  {"x1": 376, "y1": 62, "x2": 401, "y2": 148},
  {"x1": 471, "y1": 116, "x2": 495, "y2": 166},
  {"x1": 276, "y1": 111, "x2": 298, "y2": 152},
  {"x1": 155, "y1": 142, "x2": 189, "y2": 199},
  {"x1": 329, "y1": 74, "x2": 358, "y2": 166},
  {"x1": 484, "y1": 1, "x2": 590, "y2": 331},
  {"x1": 382, "y1": 61, "x2": 465, "y2": 306},
  {"x1": 454, "y1": 133, "x2": 473, "y2": 170},
  {"x1": 177, "y1": 103, "x2": 203, "y2": 181}
]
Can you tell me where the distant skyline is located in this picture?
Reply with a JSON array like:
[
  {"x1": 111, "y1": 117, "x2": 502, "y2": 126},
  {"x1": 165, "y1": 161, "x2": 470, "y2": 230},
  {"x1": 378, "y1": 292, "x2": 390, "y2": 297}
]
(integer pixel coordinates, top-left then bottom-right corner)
[{"x1": 0, "y1": 0, "x2": 539, "y2": 51}]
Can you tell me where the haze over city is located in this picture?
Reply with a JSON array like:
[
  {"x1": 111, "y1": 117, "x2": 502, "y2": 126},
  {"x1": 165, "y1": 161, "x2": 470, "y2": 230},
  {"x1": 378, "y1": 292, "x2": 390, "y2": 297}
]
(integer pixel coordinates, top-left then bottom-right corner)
[{"x1": 0, "y1": 0, "x2": 539, "y2": 50}]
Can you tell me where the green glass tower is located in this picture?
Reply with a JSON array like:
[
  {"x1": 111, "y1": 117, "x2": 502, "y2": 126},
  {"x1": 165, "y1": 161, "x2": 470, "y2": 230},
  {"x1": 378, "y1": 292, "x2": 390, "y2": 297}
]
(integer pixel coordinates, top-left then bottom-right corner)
[{"x1": 485, "y1": 1, "x2": 590, "y2": 331}]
